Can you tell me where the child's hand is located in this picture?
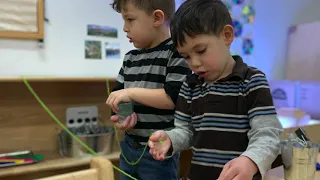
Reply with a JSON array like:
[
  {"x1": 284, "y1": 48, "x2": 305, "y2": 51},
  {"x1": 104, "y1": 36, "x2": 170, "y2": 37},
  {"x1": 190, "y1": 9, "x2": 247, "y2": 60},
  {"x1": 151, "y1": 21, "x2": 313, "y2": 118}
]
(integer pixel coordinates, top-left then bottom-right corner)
[
  {"x1": 148, "y1": 130, "x2": 172, "y2": 161},
  {"x1": 218, "y1": 156, "x2": 258, "y2": 180},
  {"x1": 106, "y1": 89, "x2": 132, "y2": 113},
  {"x1": 110, "y1": 113, "x2": 137, "y2": 130}
]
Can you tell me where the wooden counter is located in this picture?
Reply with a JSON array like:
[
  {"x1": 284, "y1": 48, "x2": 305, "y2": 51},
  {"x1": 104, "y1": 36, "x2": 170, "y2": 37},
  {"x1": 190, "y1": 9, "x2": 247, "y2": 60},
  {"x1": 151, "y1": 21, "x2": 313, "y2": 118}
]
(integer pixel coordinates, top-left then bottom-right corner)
[
  {"x1": 0, "y1": 152, "x2": 120, "y2": 178},
  {"x1": 0, "y1": 153, "x2": 121, "y2": 180},
  {"x1": 1, "y1": 152, "x2": 318, "y2": 180},
  {"x1": 0, "y1": 77, "x2": 116, "y2": 82}
]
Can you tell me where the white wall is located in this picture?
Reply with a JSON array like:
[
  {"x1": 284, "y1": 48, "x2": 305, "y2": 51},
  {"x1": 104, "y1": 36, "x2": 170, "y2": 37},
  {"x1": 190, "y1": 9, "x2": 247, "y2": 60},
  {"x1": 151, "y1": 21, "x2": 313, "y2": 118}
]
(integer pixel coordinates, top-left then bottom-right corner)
[
  {"x1": 1, "y1": 0, "x2": 320, "y2": 79},
  {"x1": 253, "y1": 0, "x2": 320, "y2": 79},
  {"x1": 0, "y1": 0, "x2": 133, "y2": 78}
]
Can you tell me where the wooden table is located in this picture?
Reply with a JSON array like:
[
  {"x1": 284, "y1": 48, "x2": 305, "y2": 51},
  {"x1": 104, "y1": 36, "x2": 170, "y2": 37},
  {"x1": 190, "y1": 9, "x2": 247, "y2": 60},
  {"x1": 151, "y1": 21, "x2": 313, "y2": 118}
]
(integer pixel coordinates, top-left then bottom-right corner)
[{"x1": 0, "y1": 152, "x2": 120, "y2": 180}]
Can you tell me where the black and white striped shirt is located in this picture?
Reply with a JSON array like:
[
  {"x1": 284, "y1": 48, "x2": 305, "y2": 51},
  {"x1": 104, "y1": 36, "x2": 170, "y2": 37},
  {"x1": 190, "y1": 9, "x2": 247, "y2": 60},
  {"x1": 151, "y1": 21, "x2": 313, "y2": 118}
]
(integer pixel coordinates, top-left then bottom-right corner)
[{"x1": 112, "y1": 38, "x2": 192, "y2": 143}]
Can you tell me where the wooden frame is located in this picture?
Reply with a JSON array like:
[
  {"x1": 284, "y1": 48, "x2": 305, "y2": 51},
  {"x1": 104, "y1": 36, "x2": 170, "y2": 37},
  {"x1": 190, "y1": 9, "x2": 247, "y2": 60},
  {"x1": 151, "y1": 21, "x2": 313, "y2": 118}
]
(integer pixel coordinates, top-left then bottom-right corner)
[{"x1": 0, "y1": 0, "x2": 44, "y2": 40}]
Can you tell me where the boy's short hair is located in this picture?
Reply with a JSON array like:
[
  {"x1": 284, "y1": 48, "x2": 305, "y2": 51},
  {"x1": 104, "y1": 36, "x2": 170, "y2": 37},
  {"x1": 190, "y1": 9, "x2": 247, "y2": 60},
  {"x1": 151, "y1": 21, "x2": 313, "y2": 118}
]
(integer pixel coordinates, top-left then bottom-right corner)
[
  {"x1": 111, "y1": 0, "x2": 175, "y2": 21},
  {"x1": 170, "y1": 0, "x2": 232, "y2": 46}
]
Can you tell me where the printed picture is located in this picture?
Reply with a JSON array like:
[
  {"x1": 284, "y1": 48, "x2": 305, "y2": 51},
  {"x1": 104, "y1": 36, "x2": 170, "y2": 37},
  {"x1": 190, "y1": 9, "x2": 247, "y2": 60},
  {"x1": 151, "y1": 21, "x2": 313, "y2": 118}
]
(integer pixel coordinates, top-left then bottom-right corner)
[
  {"x1": 85, "y1": 40, "x2": 102, "y2": 59},
  {"x1": 87, "y1": 24, "x2": 118, "y2": 38},
  {"x1": 105, "y1": 42, "x2": 120, "y2": 59}
]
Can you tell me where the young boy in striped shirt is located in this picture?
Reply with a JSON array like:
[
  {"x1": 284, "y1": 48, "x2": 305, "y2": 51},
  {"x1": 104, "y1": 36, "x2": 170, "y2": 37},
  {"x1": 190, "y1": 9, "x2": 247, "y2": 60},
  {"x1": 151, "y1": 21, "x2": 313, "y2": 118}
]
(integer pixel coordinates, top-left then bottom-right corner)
[
  {"x1": 105, "y1": 0, "x2": 191, "y2": 180},
  {"x1": 149, "y1": 0, "x2": 283, "y2": 179}
]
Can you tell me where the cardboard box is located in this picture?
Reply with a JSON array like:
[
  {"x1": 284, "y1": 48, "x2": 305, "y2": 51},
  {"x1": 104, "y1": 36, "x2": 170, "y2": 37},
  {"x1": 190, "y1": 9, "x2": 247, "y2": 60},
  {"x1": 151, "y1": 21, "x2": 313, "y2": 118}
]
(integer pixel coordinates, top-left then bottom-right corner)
[
  {"x1": 298, "y1": 81, "x2": 320, "y2": 119},
  {"x1": 269, "y1": 80, "x2": 297, "y2": 109},
  {"x1": 276, "y1": 108, "x2": 311, "y2": 128}
]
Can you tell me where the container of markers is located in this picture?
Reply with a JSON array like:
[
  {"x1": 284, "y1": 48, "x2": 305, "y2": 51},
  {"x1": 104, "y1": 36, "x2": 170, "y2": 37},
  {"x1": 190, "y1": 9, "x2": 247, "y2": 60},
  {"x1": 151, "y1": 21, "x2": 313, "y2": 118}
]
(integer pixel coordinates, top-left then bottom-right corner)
[
  {"x1": 58, "y1": 125, "x2": 114, "y2": 158},
  {"x1": 280, "y1": 135, "x2": 319, "y2": 180}
]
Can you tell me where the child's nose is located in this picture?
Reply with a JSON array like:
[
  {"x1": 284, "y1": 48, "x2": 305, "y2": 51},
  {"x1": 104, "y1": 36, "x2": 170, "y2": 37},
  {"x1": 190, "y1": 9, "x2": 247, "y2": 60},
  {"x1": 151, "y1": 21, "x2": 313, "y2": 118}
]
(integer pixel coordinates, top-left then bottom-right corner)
[
  {"x1": 190, "y1": 58, "x2": 201, "y2": 68},
  {"x1": 123, "y1": 25, "x2": 129, "y2": 32}
]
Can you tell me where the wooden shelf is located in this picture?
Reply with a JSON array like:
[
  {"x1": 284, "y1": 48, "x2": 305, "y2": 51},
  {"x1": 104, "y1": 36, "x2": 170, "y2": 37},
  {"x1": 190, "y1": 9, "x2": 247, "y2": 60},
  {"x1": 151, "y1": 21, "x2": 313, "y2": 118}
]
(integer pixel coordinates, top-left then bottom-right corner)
[
  {"x1": 0, "y1": 77, "x2": 116, "y2": 82},
  {"x1": 0, "y1": 151, "x2": 120, "y2": 178}
]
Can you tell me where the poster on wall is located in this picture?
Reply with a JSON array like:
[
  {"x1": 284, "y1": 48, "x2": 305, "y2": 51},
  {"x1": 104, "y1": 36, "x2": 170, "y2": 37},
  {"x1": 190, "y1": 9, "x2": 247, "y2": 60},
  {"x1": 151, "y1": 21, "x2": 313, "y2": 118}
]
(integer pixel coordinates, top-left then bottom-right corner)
[
  {"x1": 85, "y1": 40, "x2": 102, "y2": 59},
  {"x1": 222, "y1": 0, "x2": 256, "y2": 66},
  {"x1": 105, "y1": 42, "x2": 120, "y2": 59},
  {"x1": 87, "y1": 24, "x2": 118, "y2": 38}
]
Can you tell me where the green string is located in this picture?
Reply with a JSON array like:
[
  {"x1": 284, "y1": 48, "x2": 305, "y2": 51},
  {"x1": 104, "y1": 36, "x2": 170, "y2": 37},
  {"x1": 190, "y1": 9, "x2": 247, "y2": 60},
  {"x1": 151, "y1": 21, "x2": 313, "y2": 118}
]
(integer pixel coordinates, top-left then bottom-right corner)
[
  {"x1": 106, "y1": 78, "x2": 149, "y2": 166},
  {"x1": 22, "y1": 78, "x2": 137, "y2": 180}
]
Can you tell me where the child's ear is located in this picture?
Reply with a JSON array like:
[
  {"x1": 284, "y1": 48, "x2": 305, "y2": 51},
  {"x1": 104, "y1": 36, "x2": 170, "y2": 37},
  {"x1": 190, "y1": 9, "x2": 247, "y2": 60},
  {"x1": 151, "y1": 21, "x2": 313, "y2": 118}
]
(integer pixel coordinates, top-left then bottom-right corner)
[
  {"x1": 222, "y1": 25, "x2": 234, "y2": 45},
  {"x1": 152, "y1": 9, "x2": 165, "y2": 27}
]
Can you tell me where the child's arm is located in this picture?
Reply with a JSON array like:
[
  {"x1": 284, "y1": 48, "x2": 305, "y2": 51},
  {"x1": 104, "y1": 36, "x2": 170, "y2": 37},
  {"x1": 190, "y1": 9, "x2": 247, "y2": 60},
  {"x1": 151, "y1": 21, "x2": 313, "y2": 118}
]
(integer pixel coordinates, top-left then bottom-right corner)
[
  {"x1": 126, "y1": 88, "x2": 175, "y2": 109},
  {"x1": 240, "y1": 73, "x2": 283, "y2": 177},
  {"x1": 128, "y1": 50, "x2": 191, "y2": 109},
  {"x1": 107, "y1": 56, "x2": 138, "y2": 130},
  {"x1": 166, "y1": 81, "x2": 194, "y2": 153},
  {"x1": 107, "y1": 50, "x2": 191, "y2": 111},
  {"x1": 149, "y1": 81, "x2": 194, "y2": 160},
  {"x1": 109, "y1": 61, "x2": 125, "y2": 117}
]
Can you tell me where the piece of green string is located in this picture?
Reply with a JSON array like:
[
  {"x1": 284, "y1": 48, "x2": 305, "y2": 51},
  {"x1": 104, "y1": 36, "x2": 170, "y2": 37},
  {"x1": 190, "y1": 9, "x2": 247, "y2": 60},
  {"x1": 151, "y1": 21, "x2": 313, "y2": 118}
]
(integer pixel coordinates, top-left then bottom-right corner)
[{"x1": 22, "y1": 78, "x2": 137, "y2": 180}]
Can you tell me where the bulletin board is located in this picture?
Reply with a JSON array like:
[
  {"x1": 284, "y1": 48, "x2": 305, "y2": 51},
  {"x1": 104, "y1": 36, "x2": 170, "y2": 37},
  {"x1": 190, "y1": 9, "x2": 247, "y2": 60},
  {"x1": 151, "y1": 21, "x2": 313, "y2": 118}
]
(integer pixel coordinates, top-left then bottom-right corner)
[
  {"x1": 0, "y1": 0, "x2": 44, "y2": 40},
  {"x1": 286, "y1": 21, "x2": 320, "y2": 80},
  {"x1": 222, "y1": 0, "x2": 256, "y2": 66}
]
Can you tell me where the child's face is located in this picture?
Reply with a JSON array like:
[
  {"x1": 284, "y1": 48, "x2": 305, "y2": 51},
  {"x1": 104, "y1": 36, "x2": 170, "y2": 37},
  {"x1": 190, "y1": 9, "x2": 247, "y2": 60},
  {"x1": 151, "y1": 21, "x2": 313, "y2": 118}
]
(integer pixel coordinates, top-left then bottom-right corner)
[
  {"x1": 121, "y1": 3, "x2": 157, "y2": 49},
  {"x1": 177, "y1": 26, "x2": 234, "y2": 82}
]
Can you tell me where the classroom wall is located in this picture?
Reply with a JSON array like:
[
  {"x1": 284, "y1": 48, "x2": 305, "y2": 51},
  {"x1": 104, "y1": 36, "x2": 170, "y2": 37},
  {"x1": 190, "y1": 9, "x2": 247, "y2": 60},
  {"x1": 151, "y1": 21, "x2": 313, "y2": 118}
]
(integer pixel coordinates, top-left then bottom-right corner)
[
  {"x1": 253, "y1": 0, "x2": 320, "y2": 79},
  {"x1": 0, "y1": 0, "x2": 133, "y2": 78},
  {"x1": 1, "y1": 0, "x2": 320, "y2": 79}
]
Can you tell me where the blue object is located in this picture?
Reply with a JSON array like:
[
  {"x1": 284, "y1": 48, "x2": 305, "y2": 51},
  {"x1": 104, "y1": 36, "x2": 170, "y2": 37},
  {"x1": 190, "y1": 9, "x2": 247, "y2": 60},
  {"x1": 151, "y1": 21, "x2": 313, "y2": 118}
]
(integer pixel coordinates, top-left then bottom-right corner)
[
  {"x1": 232, "y1": 20, "x2": 243, "y2": 37},
  {"x1": 232, "y1": 0, "x2": 244, "y2": 5},
  {"x1": 0, "y1": 162, "x2": 15, "y2": 167},
  {"x1": 317, "y1": 163, "x2": 320, "y2": 171},
  {"x1": 0, "y1": 162, "x2": 14, "y2": 164}
]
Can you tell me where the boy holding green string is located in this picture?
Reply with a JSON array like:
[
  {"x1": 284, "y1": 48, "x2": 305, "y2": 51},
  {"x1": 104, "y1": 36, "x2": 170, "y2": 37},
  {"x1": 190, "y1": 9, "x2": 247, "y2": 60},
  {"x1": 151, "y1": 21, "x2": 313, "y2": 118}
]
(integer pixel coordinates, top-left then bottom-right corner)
[{"x1": 105, "y1": 0, "x2": 191, "y2": 179}]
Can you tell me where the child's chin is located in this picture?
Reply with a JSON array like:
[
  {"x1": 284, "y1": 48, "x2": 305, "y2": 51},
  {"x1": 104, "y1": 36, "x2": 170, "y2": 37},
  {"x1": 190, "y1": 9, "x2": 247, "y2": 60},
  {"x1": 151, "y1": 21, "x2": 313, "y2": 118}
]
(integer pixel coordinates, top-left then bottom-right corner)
[
  {"x1": 133, "y1": 42, "x2": 150, "y2": 49},
  {"x1": 133, "y1": 42, "x2": 142, "y2": 49}
]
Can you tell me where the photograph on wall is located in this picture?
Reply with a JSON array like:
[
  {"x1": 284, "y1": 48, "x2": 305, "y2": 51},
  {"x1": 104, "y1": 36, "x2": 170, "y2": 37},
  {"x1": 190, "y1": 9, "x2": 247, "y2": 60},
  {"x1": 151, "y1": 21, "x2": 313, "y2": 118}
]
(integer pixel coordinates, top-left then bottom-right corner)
[
  {"x1": 87, "y1": 24, "x2": 118, "y2": 38},
  {"x1": 85, "y1": 40, "x2": 102, "y2": 59},
  {"x1": 105, "y1": 42, "x2": 120, "y2": 59}
]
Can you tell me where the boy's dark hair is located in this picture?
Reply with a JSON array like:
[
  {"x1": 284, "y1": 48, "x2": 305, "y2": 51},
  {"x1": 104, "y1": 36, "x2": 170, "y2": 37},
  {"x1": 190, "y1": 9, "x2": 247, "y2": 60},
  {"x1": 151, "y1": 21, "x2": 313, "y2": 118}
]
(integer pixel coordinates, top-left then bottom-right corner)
[
  {"x1": 111, "y1": 0, "x2": 175, "y2": 21},
  {"x1": 170, "y1": 0, "x2": 232, "y2": 46}
]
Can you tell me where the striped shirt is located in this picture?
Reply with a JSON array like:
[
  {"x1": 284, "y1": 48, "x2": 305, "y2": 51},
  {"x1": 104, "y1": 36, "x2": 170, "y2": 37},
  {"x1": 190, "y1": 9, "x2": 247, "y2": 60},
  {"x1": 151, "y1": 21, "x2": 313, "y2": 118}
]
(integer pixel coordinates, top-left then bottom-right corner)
[
  {"x1": 166, "y1": 56, "x2": 283, "y2": 180},
  {"x1": 112, "y1": 38, "x2": 192, "y2": 143}
]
